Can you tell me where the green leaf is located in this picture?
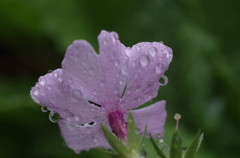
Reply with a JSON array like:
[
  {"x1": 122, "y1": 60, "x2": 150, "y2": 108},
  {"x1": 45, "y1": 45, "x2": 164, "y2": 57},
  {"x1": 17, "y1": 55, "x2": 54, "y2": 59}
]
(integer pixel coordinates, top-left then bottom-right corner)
[
  {"x1": 127, "y1": 110, "x2": 139, "y2": 149},
  {"x1": 150, "y1": 135, "x2": 168, "y2": 158},
  {"x1": 139, "y1": 125, "x2": 147, "y2": 146},
  {"x1": 170, "y1": 129, "x2": 182, "y2": 158},
  {"x1": 184, "y1": 130, "x2": 203, "y2": 158},
  {"x1": 101, "y1": 124, "x2": 129, "y2": 157}
]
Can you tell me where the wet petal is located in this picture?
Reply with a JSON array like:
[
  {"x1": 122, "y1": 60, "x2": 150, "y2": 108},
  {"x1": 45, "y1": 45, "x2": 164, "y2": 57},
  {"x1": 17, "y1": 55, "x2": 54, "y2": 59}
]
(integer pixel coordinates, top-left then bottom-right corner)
[
  {"x1": 98, "y1": 31, "x2": 128, "y2": 111},
  {"x1": 58, "y1": 119, "x2": 111, "y2": 153},
  {"x1": 132, "y1": 100, "x2": 167, "y2": 138},
  {"x1": 30, "y1": 69, "x2": 106, "y2": 124},
  {"x1": 119, "y1": 42, "x2": 172, "y2": 111}
]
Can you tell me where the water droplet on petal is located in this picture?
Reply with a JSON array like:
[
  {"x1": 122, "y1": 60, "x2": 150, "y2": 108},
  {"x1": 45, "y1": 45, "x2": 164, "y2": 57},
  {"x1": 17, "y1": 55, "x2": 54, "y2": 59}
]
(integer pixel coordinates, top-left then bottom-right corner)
[
  {"x1": 140, "y1": 149, "x2": 147, "y2": 158},
  {"x1": 41, "y1": 106, "x2": 48, "y2": 112},
  {"x1": 49, "y1": 111, "x2": 60, "y2": 123},
  {"x1": 49, "y1": 94, "x2": 57, "y2": 104},
  {"x1": 139, "y1": 55, "x2": 149, "y2": 66},
  {"x1": 159, "y1": 75, "x2": 168, "y2": 86},
  {"x1": 63, "y1": 83, "x2": 70, "y2": 91},
  {"x1": 155, "y1": 64, "x2": 164, "y2": 74},
  {"x1": 103, "y1": 39, "x2": 108, "y2": 45},
  {"x1": 121, "y1": 65, "x2": 128, "y2": 75},
  {"x1": 115, "y1": 60, "x2": 120, "y2": 66},
  {"x1": 32, "y1": 95, "x2": 40, "y2": 104},
  {"x1": 148, "y1": 47, "x2": 157, "y2": 57},
  {"x1": 39, "y1": 76, "x2": 46, "y2": 85},
  {"x1": 47, "y1": 84, "x2": 53, "y2": 90},
  {"x1": 71, "y1": 89, "x2": 83, "y2": 102},
  {"x1": 125, "y1": 48, "x2": 132, "y2": 56}
]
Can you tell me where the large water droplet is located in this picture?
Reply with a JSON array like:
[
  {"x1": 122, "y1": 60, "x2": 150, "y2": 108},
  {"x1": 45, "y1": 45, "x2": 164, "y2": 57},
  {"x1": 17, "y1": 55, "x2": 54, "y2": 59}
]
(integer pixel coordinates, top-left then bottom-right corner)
[
  {"x1": 139, "y1": 55, "x2": 149, "y2": 66},
  {"x1": 49, "y1": 111, "x2": 60, "y2": 123},
  {"x1": 39, "y1": 76, "x2": 46, "y2": 85},
  {"x1": 121, "y1": 65, "x2": 128, "y2": 75},
  {"x1": 148, "y1": 47, "x2": 157, "y2": 57},
  {"x1": 41, "y1": 106, "x2": 48, "y2": 112},
  {"x1": 159, "y1": 75, "x2": 168, "y2": 86},
  {"x1": 71, "y1": 89, "x2": 83, "y2": 102},
  {"x1": 140, "y1": 149, "x2": 147, "y2": 158}
]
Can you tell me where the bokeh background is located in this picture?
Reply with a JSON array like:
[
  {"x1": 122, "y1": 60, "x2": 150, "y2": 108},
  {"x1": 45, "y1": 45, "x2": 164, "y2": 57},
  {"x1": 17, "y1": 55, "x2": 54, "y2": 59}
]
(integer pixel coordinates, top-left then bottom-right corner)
[{"x1": 1, "y1": 0, "x2": 240, "y2": 158}]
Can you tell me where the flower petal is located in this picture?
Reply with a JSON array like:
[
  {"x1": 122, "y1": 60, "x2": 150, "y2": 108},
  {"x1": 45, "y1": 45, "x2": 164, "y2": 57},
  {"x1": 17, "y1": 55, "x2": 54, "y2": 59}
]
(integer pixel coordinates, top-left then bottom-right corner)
[
  {"x1": 119, "y1": 42, "x2": 172, "y2": 111},
  {"x1": 132, "y1": 100, "x2": 167, "y2": 138},
  {"x1": 30, "y1": 69, "x2": 106, "y2": 124},
  {"x1": 97, "y1": 30, "x2": 128, "y2": 111},
  {"x1": 58, "y1": 119, "x2": 111, "y2": 153}
]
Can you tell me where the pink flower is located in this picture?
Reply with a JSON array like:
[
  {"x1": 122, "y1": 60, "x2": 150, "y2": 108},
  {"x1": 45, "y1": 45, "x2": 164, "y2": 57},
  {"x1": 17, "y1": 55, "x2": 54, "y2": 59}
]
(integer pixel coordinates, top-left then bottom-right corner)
[{"x1": 30, "y1": 30, "x2": 172, "y2": 153}]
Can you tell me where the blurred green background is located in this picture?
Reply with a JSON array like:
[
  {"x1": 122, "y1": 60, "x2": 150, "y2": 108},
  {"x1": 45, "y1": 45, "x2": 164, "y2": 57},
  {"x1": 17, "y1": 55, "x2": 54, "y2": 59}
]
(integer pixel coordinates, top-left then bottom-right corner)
[{"x1": 1, "y1": 0, "x2": 240, "y2": 158}]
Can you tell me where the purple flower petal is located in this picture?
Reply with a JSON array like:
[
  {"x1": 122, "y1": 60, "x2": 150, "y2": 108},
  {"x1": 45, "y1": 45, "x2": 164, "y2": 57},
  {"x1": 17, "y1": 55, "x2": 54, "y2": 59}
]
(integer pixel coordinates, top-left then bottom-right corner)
[
  {"x1": 132, "y1": 100, "x2": 167, "y2": 138},
  {"x1": 30, "y1": 69, "x2": 106, "y2": 124},
  {"x1": 58, "y1": 119, "x2": 111, "y2": 153},
  {"x1": 119, "y1": 42, "x2": 172, "y2": 111}
]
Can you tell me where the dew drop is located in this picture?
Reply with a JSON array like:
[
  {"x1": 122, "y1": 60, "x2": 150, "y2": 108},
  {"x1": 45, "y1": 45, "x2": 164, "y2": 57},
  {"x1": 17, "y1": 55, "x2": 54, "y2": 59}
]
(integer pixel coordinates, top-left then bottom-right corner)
[
  {"x1": 115, "y1": 60, "x2": 120, "y2": 66},
  {"x1": 148, "y1": 47, "x2": 157, "y2": 57},
  {"x1": 47, "y1": 84, "x2": 53, "y2": 90},
  {"x1": 93, "y1": 116, "x2": 101, "y2": 122},
  {"x1": 71, "y1": 89, "x2": 83, "y2": 102},
  {"x1": 49, "y1": 94, "x2": 57, "y2": 104},
  {"x1": 48, "y1": 70, "x2": 53, "y2": 73},
  {"x1": 39, "y1": 76, "x2": 46, "y2": 85},
  {"x1": 121, "y1": 65, "x2": 128, "y2": 75},
  {"x1": 31, "y1": 95, "x2": 40, "y2": 104},
  {"x1": 41, "y1": 106, "x2": 48, "y2": 112},
  {"x1": 140, "y1": 149, "x2": 147, "y2": 158},
  {"x1": 63, "y1": 83, "x2": 70, "y2": 91},
  {"x1": 159, "y1": 75, "x2": 168, "y2": 86},
  {"x1": 49, "y1": 111, "x2": 60, "y2": 123},
  {"x1": 125, "y1": 48, "x2": 132, "y2": 56},
  {"x1": 159, "y1": 138, "x2": 164, "y2": 143},
  {"x1": 139, "y1": 55, "x2": 149, "y2": 66},
  {"x1": 155, "y1": 64, "x2": 164, "y2": 74}
]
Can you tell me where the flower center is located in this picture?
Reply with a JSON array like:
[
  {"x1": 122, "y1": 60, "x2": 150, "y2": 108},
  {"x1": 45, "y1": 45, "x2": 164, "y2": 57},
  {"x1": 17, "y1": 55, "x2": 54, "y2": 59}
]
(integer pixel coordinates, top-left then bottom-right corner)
[{"x1": 108, "y1": 111, "x2": 127, "y2": 141}]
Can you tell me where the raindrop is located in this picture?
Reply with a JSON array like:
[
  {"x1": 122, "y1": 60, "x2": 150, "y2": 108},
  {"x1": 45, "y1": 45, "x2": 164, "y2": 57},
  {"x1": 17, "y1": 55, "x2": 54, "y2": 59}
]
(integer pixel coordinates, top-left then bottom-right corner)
[
  {"x1": 71, "y1": 89, "x2": 83, "y2": 102},
  {"x1": 159, "y1": 75, "x2": 168, "y2": 86},
  {"x1": 121, "y1": 65, "x2": 128, "y2": 75},
  {"x1": 139, "y1": 55, "x2": 149, "y2": 66},
  {"x1": 125, "y1": 48, "x2": 132, "y2": 56},
  {"x1": 155, "y1": 64, "x2": 164, "y2": 74},
  {"x1": 159, "y1": 138, "x2": 164, "y2": 143},
  {"x1": 94, "y1": 139, "x2": 98, "y2": 143},
  {"x1": 41, "y1": 106, "x2": 48, "y2": 112},
  {"x1": 33, "y1": 90, "x2": 39, "y2": 96},
  {"x1": 140, "y1": 149, "x2": 147, "y2": 158},
  {"x1": 47, "y1": 84, "x2": 53, "y2": 90},
  {"x1": 147, "y1": 81, "x2": 154, "y2": 87},
  {"x1": 49, "y1": 111, "x2": 60, "y2": 123},
  {"x1": 39, "y1": 76, "x2": 46, "y2": 86},
  {"x1": 63, "y1": 83, "x2": 70, "y2": 91},
  {"x1": 49, "y1": 94, "x2": 57, "y2": 104},
  {"x1": 32, "y1": 95, "x2": 40, "y2": 104},
  {"x1": 48, "y1": 70, "x2": 53, "y2": 73},
  {"x1": 103, "y1": 39, "x2": 109, "y2": 45},
  {"x1": 148, "y1": 47, "x2": 157, "y2": 57}
]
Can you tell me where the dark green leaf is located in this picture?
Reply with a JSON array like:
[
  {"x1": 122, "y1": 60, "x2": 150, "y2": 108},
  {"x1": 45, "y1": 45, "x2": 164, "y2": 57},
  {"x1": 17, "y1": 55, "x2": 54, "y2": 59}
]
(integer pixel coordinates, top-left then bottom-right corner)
[
  {"x1": 170, "y1": 130, "x2": 182, "y2": 158},
  {"x1": 150, "y1": 135, "x2": 168, "y2": 158},
  {"x1": 184, "y1": 130, "x2": 203, "y2": 158},
  {"x1": 127, "y1": 110, "x2": 138, "y2": 149}
]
